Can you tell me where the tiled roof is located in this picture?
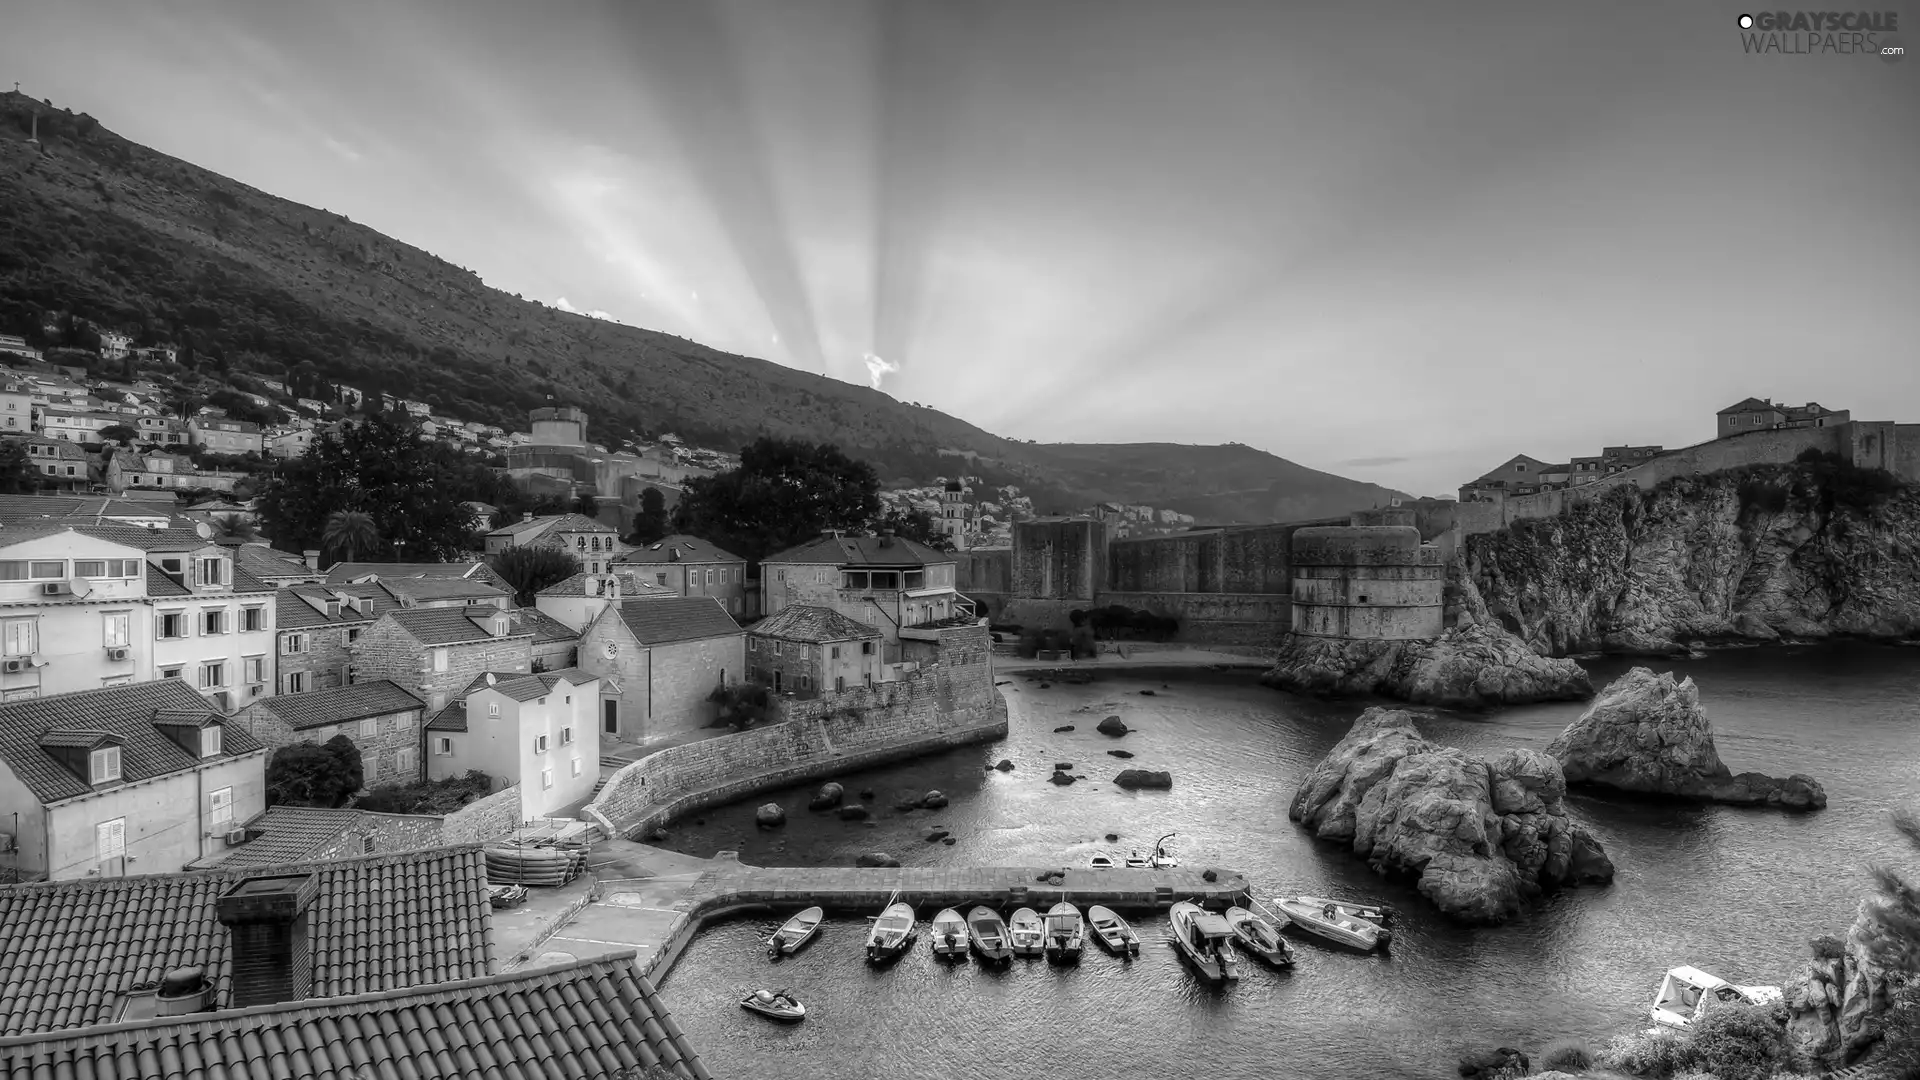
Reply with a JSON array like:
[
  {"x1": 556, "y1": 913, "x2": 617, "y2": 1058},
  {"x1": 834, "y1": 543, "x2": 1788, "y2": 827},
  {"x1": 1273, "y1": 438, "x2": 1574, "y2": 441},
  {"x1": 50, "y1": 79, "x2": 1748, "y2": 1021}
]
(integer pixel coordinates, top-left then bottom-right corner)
[
  {"x1": 378, "y1": 576, "x2": 509, "y2": 603},
  {"x1": 234, "y1": 545, "x2": 321, "y2": 582},
  {"x1": 616, "y1": 596, "x2": 743, "y2": 645},
  {"x1": 214, "y1": 806, "x2": 365, "y2": 869},
  {"x1": 0, "y1": 955, "x2": 713, "y2": 1080},
  {"x1": 387, "y1": 607, "x2": 530, "y2": 646},
  {"x1": 486, "y1": 512, "x2": 614, "y2": 540},
  {"x1": 751, "y1": 603, "x2": 884, "y2": 643},
  {"x1": 515, "y1": 606, "x2": 581, "y2": 644},
  {"x1": 323, "y1": 561, "x2": 498, "y2": 585},
  {"x1": 460, "y1": 667, "x2": 599, "y2": 703},
  {"x1": 615, "y1": 534, "x2": 744, "y2": 565},
  {"x1": 426, "y1": 702, "x2": 468, "y2": 732},
  {"x1": 72, "y1": 523, "x2": 214, "y2": 552},
  {"x1": 763, "y1": 533, "x2": 957, "y2": 567},
  {"x1": 0, "y1": 493, "x2": 178, "y2": 525},
  {"x1": 0, "y1": 680, "x2": 265, "y2": 805},
  {"x1": 0, "y1": 523, "x2": 80, "y2": 548},
  {"x1": 254, "y1": 680, "x2": 425, "y2": 731},
  {"x1": 1718, "y1": 396, "x2": 1777, "y2": 414},
  {"x1": 0, "y1": 845, "x2": 495, "y2": 1038},
  {"x1": 274, "y1": 582, "x2": 396, "y2": 630},
  {"x1": 539, "y1": 569, "x2": 677, "y2": 599}
]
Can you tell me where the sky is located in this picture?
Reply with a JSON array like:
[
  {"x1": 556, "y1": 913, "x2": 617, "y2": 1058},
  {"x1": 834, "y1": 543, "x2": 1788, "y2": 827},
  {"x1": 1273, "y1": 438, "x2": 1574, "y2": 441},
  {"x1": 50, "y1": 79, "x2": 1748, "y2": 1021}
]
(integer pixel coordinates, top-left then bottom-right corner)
[{"x1": 4, "y1": 0, "x2": 1916, "y2": 496}]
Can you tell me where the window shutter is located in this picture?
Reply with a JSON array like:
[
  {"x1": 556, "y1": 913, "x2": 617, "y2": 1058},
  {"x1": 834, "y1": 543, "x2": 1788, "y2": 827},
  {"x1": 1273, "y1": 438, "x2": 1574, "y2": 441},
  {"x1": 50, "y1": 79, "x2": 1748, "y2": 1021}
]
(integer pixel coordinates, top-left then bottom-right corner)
[{"x1": 154, "y1": 614, "x2": 165, "y2": 639}]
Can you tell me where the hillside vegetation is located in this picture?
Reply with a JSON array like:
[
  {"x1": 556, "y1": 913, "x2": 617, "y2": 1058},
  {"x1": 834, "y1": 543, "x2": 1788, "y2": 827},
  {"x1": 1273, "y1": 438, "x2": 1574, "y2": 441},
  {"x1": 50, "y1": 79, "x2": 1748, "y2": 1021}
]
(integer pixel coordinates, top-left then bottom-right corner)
[{"x1": 0, "y1": 91, "x2": 1405, "y2": 522}]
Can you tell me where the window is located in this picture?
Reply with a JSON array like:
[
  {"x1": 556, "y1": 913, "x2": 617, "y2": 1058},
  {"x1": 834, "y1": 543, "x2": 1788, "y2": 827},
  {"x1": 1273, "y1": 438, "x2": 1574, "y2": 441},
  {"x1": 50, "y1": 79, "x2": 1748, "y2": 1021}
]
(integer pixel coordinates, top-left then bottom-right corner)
[
  {"x1": 730, "y1": 597, "x2": 740, "y2": 614},
  {"x1": 198, "y1": 558, "x2": 225, "y2": 585},
  {"x1": 0, "y1": 562, "x2": 24, "y2": 581},
  {"x1": 655, "y1": 573, "x2": 666, "y2": 585},
  {"x1": 705, "y1": 569, "x2": 714, "y2": 586},
  {"x1": 488, "y1": 701, "x2": 501, "y2": 718},
  {"x1": 560, "y1": 726, "x2": 573, "y2": 745},
  {"x1": 282, "y1": 671, "x2": 307, "y2": 694},
  {"x1": 830, "y1": 646, "x2": 841, "y2": 660},
  {"x1": 198, "y1": 662, "x2": 225, "y2": 689},
  {"x1": 242, "y1": 607, "x2": 265, "y2": 631},
  {"x1": 102, "y1": 612, "x2": 130, "y2": 647},
  {"x1": 96, "y1": 818, "x2": 126, "y2": 861},
  {"x1": 905, "y1": 571, "x2": 925, "y2": 590},
  {"x1": 365, "y1": 753, "x2": 379, "y2": 780},
  {"x1": 161, "y1": 666, "x2": 183, "y2": 680},
  {"x1": 210, "y1": 787, "x2": 233, "y2": 830},
  {"x1": 282, "y1": 633, "x2": 307, "y2": 655},
  {"x1": 571, "y1": 757, "x2": 582, "y2": 778},
  {"x1": 244, "y1": 656, "x2": 264, "y2": 684},
  {"x1": 396, "y1": 747, "x2": 416, "y2": 776},
  {"x1": 2, "y1": 618, "x2": 37, "y2": 656},
  {"x1": 160, "y1": 557, "x2": 183, "y2": 576},
  {"x1": 28, "y1": 561, "x2": 63, "y2": 580},
  {"x1": 861, "y1": 641, "x2": 875, "y2": 655},
  {"x1": 75, "y1": 560, "x2": 108, "y2": 578},
  {"x1": 90, "y1": 746, "x2": 122, "y2": 783},
  {"x1": 158, "y1": 612, "x2": 186, "y2": 639},
  {"x1": 432, "y1": 649, "x2": 448, "y2": 672},
  {"x1": 842, "y1": 571, "x2": 869, "y2": 590},
  {"x1": 202, "y1": 609, "x2": 226, "y2": 635},
  {"x1": 541, "y1": 768, "x2": 553, "y2": 789},
  {"x1": 361, "y1": 716, "x2": 378, "y2": 737},
  {"x1": 346, "y1": 628, "x2": 361, "y2": 644},
  {"x1": 435, "y1": 737, "x2": 454, "y2": 755},
  {"x1": 871, "y1": 571, "x2": 899, "y2": 590},
  {"x1": 203, "y1": 726, "x2": 222, "y2": 756},
  {"x1": 534, "y1": 733, "x2": 550, "y2": 753}
]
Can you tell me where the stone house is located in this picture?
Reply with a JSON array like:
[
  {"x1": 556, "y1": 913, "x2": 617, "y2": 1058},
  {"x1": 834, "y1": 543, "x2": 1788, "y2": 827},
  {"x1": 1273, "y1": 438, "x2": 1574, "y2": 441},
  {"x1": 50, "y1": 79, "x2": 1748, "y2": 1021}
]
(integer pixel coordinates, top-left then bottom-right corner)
[
  {"x1": 10, "y1": 435, "x2": 91, "y2": 491},
  {"x1": 746, "y1": 604, "x2": 885, "y2": 696},
  {"x1": 575, "y1": 596, "x2": 744, "y2": 745},
  {"x1": 187, "y1": 417, "x2": 264, "y2": 454},
  {"x1": 229, "y1": 679, "x2": 427, "y2": 789},
  {"x1": 534, "y1": 568, "x2": 677, "y2": 632},
  {"x1": 350, "y1": 607, "x2": 533, "y2": 715},
  {"x1": 1717, "y1": 397, "x2": 1850, "y2": 440},
  {"x1": 425, "y1": 668, "x2": 599, "y2": 820},
  {"x1": 484, "y1": 512, "x2": 622, "y2": 574},
  {"x1": 273, "y1": 582, "x2": 397, "y2": 694},
  {"x1": 1457, "y1": 454, "x2": 1557, "y2": 502},
  {"x1": 0, "y1": 679, "x2": 268, "y2": 881},
  {"x1": 371, "y1": 575, "x2": 512, "y2": 609},
  {"x1": 324, "y1": 560, "x2": 511, "y2": 592},
  {"x1": 517, "y1": 607, "x2": 580, "y2": 672},
  {"x1": 612, "y1": 535, "x2": 748, "y2": 616},
  {"x1": 759, "y1": 533, "x2": 965, "y2": 663}
]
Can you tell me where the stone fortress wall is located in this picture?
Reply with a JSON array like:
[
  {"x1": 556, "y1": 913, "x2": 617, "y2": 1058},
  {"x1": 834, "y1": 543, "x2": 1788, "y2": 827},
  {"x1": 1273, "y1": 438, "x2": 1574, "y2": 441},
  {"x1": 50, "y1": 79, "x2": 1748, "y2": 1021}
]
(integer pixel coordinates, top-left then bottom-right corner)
[{"x1": 1289, "y1": 519, "x2": 1446, "y2": 641}]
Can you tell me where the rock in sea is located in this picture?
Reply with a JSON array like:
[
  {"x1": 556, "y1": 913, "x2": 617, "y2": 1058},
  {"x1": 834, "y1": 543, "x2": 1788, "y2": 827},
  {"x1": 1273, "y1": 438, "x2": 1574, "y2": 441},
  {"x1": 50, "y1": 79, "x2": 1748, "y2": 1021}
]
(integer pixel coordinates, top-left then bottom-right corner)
[
  {"x1": 920, "y1": 790, "x2": 949, "y2": 809},
  {"x1": 1113, "y1": 769, "x2": 1172, "y2": 790},
  {"x1": 1548, "y1": 667, "x2": 1826, "y2": 810},
  {"x1": 992, "y1": 759, "x2": 1016, "y2": 772},
  {"x1": 754, "y1": 803, "x2": 785, "y2": 828},
  {"x1": 808, "y1": 782, "x2": 845, "y2": 811},
  {"x1": 838, "y1": 804, "x2": 871, "y2": 822},
  {"x1": 1261, "y1": 622, "x2": 1593, "y2": 709},
  {"x1": 1289, "y1": 707, "x2": 1614, "y2": 924},
  {"x1": 1096, "y1": 715, "x2": 1130, "y2": 736},
  {"x1": 1049, "y1": 770, "x2": 1077, "y2": 786}
]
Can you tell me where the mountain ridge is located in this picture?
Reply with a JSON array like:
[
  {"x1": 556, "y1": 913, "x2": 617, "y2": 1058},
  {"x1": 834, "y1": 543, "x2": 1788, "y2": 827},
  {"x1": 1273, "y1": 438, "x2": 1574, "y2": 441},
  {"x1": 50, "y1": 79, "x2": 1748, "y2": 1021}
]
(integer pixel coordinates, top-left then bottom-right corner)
[{"x1": 0, "y1": 90, "x2": 1409, "y2": 522}]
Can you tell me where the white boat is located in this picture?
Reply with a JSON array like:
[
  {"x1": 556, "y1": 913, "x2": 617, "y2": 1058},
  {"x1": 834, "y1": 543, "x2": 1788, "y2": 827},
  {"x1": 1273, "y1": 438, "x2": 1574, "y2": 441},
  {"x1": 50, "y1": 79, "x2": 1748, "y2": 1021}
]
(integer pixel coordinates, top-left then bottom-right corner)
[
  {"x1": 1224, "y1": 905, "x2": 1294, "y2": 967},
  {"x1": 1089, "y1": 853, "x2": 1116, "y2": 870},
  {"x1": 1169, "y1": 901, "x2": 1239, "y2": 983},
  {"x1": 967, "y1": 906, "x2": 1014, "y2": 965},
  {"x1": 1650, "y1": 966, "x2": 1785, "y2": 1029},
  {"x1": 740, "y1": 988, "x2": 806, "y2": 1022},
  {"x1": 1008, "y1": 907, "x2": 1046, "y2": 958},
  {"x1": 930, "y1": 907, "x2": 969, "y2": 960},
  {"x1": 1272, "y1": 896, "x2": 1390, "y2": 952},
  {"x1": 1290, "y1": 894, "x2": 1395, "y2": 927},
  {"x1": 1148, "y1": 832, "x2": 1179, "y2": 869},
  {"x1": 1043, "y1": 902, "x2": 1086, "y2": 963},
  {"x1": 1123, "y1": 851, "x2": 1150, "y2": 869},
  {"x1": 1087, "y1": 905, "x2": 1141, "y2": 956},
  {"x1": 767, "y1": 906, "x2": 824, "y2": 959},
  {"x1": 865, "y1": 895, "x2": 916, "y2": 963}
]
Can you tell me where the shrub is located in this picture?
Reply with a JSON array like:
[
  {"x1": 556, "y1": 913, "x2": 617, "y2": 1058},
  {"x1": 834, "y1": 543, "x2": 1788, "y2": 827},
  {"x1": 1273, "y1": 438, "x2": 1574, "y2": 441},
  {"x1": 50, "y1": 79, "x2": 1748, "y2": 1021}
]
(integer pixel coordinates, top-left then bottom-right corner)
[
  {"x1": 1809, "y1": 934, "x2": 1847, "y2": 961},
  {"x1": 1669, "y1": 1002, "x2": 1794, "y2": 1080},
  {"x1": 1879, "y1": 980, "x2": 1920, "y2": 1080},
  {"x1": 1016, "y1": 628, "x2": 1042, "y2": 659},
  {"x1": 707, "y1": 683, "x2": 772, "y2": 731},
  {"x1": 1597, "y1": 1028, "x2": 1682, "y2": 1077},
  {"x1": 1537, "y1": 1037, "x2": 1595, "y2": 1073},
  {"x1": 355, "y1": 770, "x2": 492, "y2": 814}
]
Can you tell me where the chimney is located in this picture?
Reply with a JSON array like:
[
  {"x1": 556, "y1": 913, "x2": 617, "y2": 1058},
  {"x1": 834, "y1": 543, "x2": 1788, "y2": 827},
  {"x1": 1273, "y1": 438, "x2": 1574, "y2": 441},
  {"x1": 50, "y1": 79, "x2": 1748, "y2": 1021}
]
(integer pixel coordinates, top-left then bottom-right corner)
[
  {"x1": 522, "y1": 511, "x2": 534, "y2": 522},
  {"x1": 216, "y1": 873, "x2": 319, "y2": 1008},
  {"x1": 302, "y1": 550, "x2": 321, "y2": 570}
]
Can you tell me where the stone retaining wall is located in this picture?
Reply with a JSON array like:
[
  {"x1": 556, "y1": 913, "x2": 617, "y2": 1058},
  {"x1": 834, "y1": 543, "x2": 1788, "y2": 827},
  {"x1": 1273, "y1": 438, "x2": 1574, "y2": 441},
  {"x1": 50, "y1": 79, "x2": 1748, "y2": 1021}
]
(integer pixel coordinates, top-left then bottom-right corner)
[{"x1": 444, "y1": 783, "x2": 523, "y2": 843}]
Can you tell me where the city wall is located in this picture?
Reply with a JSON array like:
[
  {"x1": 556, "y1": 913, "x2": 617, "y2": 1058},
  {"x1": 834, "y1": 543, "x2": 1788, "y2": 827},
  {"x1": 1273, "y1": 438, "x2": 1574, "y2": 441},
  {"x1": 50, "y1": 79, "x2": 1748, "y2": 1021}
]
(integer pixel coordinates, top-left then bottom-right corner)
[
  {"x1": 581, "y1": 625, "x2": 1004, "y2": 839},
  {"x1": 443, "y1": 784, "x2": 526, "y2": 842}
]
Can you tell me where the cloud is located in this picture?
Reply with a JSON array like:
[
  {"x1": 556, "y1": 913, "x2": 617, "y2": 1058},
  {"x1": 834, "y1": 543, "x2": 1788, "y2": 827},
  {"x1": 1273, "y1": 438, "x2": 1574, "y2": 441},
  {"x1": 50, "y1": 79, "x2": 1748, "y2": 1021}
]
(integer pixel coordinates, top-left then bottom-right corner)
[
  {"x1": 1338, "y1": 456, "x2": 1411, "y2": 467},
  {"x1": 321, "y1": 135, "x2": 362, "y2": 162},
  {"x1": 553, "y1": 297, "x2": 614, "y2": 321},
  {"x1": 862, "y1": 351, "x2": 900, "y2": 390}
]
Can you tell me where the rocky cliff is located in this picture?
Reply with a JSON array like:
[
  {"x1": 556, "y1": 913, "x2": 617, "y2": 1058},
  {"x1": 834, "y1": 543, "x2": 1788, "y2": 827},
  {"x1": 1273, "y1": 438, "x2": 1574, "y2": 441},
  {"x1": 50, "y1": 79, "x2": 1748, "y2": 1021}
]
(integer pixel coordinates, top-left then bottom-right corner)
[
  {"x1": 1261, "y1": 623, "x2": 1593, "y2": 709},
  {"x1": 1289, "y1": 708, "x2": 1614, "y2": 924},
  {"x1": 1467, "y1": 458, "x2": 1920, "y2": 657},
  {"x1": 1784, "y1": 904, "x2": 1902, "y2": 1065}
]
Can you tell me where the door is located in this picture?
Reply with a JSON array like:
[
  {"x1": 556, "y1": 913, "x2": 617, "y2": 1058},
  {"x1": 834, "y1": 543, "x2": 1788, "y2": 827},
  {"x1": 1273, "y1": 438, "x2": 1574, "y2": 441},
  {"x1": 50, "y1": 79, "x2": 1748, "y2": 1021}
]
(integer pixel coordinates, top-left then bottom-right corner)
[
  {"x1": 602, "y1": 698, "x2": 618, "y2": 736},
  {"x1": 773, "y1": 670, "x2": 783, "y2": 693}
]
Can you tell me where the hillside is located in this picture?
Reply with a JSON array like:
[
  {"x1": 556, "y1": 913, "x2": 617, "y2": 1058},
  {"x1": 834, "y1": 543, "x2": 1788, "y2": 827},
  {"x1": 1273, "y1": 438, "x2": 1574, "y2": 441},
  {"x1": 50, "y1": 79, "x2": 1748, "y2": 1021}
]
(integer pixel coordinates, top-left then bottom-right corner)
[{"x1": 0, "y1": 91, "x2": 1406, "y2": 523}]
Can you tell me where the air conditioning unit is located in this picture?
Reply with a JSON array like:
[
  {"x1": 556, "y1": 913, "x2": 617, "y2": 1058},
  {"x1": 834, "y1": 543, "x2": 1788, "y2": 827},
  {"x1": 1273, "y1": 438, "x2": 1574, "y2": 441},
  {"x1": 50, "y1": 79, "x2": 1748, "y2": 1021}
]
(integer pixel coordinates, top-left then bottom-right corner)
[
  {"x1": 1, "y1": 659, "x2": 27, "y2": 675},
  {"x1": 105, "y1": 646, "x2": 130, "y2": 662},
  {"x1": 248, "y1": 683, "x2": 264, "y2": 697},
  {"x1": 41, "y1": 582, "x2": 71, "y2": 596},
  {"x1": 224, "y1": 829, "x2": 249, "y2": 847}
]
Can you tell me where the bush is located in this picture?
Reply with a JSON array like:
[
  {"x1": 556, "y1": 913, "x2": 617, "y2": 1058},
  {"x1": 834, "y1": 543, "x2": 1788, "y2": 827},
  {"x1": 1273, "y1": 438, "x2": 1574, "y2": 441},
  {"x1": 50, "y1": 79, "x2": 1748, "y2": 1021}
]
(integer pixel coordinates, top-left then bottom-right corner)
[
  {"x1": 707, "y1": 683, "x2": 772, "y2": 731},
  {"x1": 1880, "y1": 980, "x2": 1920, "y2": 1080},
  {"x1": 1670, "y1": 1002, "x2": 1795, "y2": 1080},
  {"x1": 1597, "y1": 1028, "x2": 1683, "y2": 1077},
  {"x1": 1538, "y1": 1037, "x2": 1594, "y2": 1073},
  {"x1": 1809, "y1": 934, "x2": 1847, "y2": 961},
  {"x1": 355, "y1": 770, "x2": 492, "y2": 814}
]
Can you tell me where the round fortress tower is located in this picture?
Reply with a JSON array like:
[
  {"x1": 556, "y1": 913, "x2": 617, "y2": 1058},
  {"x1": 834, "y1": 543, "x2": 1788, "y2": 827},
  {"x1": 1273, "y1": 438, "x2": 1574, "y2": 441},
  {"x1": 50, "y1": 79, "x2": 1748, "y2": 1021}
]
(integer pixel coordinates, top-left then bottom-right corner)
[
  {"x1": 529, "y1": 406, "x2": 588, "y2": 447},
  {"x1": 1289, "y1": 525, "x2": 1445, "y2": 640}
]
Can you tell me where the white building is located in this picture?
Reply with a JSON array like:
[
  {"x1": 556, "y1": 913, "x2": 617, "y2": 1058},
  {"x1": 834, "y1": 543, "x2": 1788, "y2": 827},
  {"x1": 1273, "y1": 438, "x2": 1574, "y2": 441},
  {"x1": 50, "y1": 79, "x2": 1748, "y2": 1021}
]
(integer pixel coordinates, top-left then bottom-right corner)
[{"x1": 425, "y1": 668, "x2": 600, "y2": 821}]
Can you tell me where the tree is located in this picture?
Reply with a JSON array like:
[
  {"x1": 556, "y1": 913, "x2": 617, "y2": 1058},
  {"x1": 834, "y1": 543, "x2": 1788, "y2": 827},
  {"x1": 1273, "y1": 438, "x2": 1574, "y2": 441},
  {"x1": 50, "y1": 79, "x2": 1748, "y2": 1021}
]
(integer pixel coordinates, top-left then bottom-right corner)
[
  {"x1": 1862, "y1": 809, "x2": 1920, "y2": 972},
  {"x1": 880, "y1": 506, "x2": 953, "y2": 551},
  {"x1": 321, "y1": 509, "x2": 379, "y2": 564},
  {"x1": 630, "y1": 487, "x2": 667, "y2": 544},
  {"x1": 98, "y1": 423, "x2": 137, "y2": 446},
  {"x1": 264, "y1": 736, "x2": 364, "y2": 808},
  {"x1": 573, "y1": 493, "x2": 598, "y2": 517},
  {"x1": 212, "y1": 514, "x2": 256, "y2": 541},
  {"x1": 255, "y1": 412, "x2": 479, "y2": 561},
  {"x1": 490, "y1": 545, "x2": 582, "y2": 605},
  {"x1": 0, "y1": 441, "x2": 38, "y2": 494},
  {"x1": 670, "y1": 438, "x2": 882, "y2": 564}
]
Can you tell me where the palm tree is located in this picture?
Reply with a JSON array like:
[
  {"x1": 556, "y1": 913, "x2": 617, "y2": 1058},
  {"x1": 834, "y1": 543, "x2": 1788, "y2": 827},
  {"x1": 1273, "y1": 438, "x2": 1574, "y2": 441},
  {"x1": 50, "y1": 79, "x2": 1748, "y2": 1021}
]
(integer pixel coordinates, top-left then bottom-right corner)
[
  {"x1": 212, "y1": 514, "x2": 256, "y2": 542},
  {"x1": 321, "y1": 510, "x2": 379, "y2": 566}
]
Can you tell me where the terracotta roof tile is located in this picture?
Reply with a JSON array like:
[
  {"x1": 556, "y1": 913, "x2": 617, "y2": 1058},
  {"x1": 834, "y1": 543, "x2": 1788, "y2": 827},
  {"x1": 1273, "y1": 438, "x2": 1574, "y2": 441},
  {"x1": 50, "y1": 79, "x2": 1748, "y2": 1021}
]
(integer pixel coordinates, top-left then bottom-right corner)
[
  {"x1": 614, "y1": 534, "x2": 745, "y2": 565},
  {"x1": 515, "y1": 607, "x2": 581, "y2": 644},
  {"x1": 274, "y1": 583, "x2": 397, "y2": 630},
  {"x1": 377, "y1": 576, "x2": 510, "y2": 603},
  {"x1": 0, "y1": 955, "x2": 713, "y2": 1080},
  {"x1": 214, "y1": 807, "x2": 365, "y2": 869},
  {"x1": 323, "y1": 561, "x2": 506, "y2": 589},
  {"x1": 0, "y1": 846, "x2": 496, "y2": 1038},
  {"x1": 0, "y1": 680, "x2": 265, "y2": 804},
  {"x1": 615, "y1": 596, "x2": 743, "y2": 645},
  {"x1": 235, "y1": 545, "x2": 321, "y2": 583},
  {"x1": 386, "y1": 607, "x2": 530, "y2": 646},
  {"x1": 254, "y1": 680, "x2": 425, "y2": 731},
  {"x1": 750, "y1": 604, "x2": 884, "y2": 643},
  {"x1": 145, "y1": 564, "x2": 191, "y2": 596},
  {"x1": 538, "y1": 569, "x2": 676, "y2": 599},
  {"x1": 762, "y1": 533, "x2": 956, "y2": 567}
]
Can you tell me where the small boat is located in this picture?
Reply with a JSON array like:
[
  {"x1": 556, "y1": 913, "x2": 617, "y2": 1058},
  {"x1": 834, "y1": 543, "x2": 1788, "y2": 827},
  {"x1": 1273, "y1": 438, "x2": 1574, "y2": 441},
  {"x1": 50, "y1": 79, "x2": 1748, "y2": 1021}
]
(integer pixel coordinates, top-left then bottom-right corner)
[
  {"x1": 1650, "y1": 966, "x2": 1785, "y2": 1029},
  {"x1": 1123, "y1": 851, "x2": 1149, "y2": 869},
  {"x1": 1272, "y1": 896, "x2": 1390, "y2": 952},
  {"x1": 930, "y1": 908, "x2": 970, "y2": 960},
  {"x1": 766, "y1": 906, "x2": 824, "y2": 959},
  {"x1": 1148, "y1": 832, "x2": 1179, "y2": 869},
  {"x1": 1290, "y1": 894, "x2": 1395, "y2": 927},
  {"x1": 1224, "y1": 905, "x2": 1294, "y2": 967},
  {"x1": 1008, "y1": 907, "x2": 1046, "y2": 958},
  {"x1": 1086, "y1": 905, "x2": 1141, "y2": 956},
  {"x1": 1169, "y1": 901, "x2": 1240, "y2": 983},
  {"x1": 966, "y1": 906, "x2": 1014, "y2": 965},
  {"x1": 1043, "y1": 901, "x2": 1086, "y2": 963},
  {"x1": 1089, "y1": 853, "x2": 1116, "y2": 870},
  {"x1": 739, "y1": 988, "x2": 806, "y2": 1022},
  {"x1": 486, "y1": 883, "x2": 528, "y2": 909},
  {"x1": 865, "y1": 893, "x2": 917, "y2": 963}
]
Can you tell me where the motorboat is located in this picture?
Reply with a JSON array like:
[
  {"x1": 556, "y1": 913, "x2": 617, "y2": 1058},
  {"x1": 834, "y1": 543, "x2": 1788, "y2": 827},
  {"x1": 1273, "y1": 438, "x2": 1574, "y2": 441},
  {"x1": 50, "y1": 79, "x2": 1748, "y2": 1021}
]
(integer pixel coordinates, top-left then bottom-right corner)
[
  {"x1": 1043, "y1": 902, "x2": 1086, "y2": 963},
  {"x1": 930, "y1": 908, "x2": 970, "y2": 960},
  {"x1": 1169, "y1": 901, "x2": 1240, "y2": 983},
  {"x1": 1290, "y1": 894, "x2": 1395, "y2": 927},
  {"x1": 1272, "y1": 896, "x2": 1390, "y2": 952},
  {"x1": 1224, "y1": 905, "x2": 1294, "y2": 967},
  {"x1": 966, "y1": 906, "x2": 1014, "y2": 965},
  {"x1": 1650, "y1": 966, "x2": 1785, "y2": 1029},
  {"x1": 766, "y1": 906, "x2": 824, "y2": 959},
  {"x1": 1123, "y1": 851, "x2": 1149, "y2": 869},
  {"x1": 1008, "y1": 907, "x2": 1046, "y2": 958},
  {"x1": 1148, "y1": 832, "x2": 1179, "y2": 869},
  {"x1": 739, "y1": 988, "x2": 806, "y2": 1022},
  {"x1": 865, "y1": 894, "x2": 917, "y2": 963},
  {"x1": 1089, "y1": 853, "x2": 1116, "y2": 870},
  {"x1": 1086, "y1": 905, "x2": 1141, "y2": 956}
]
